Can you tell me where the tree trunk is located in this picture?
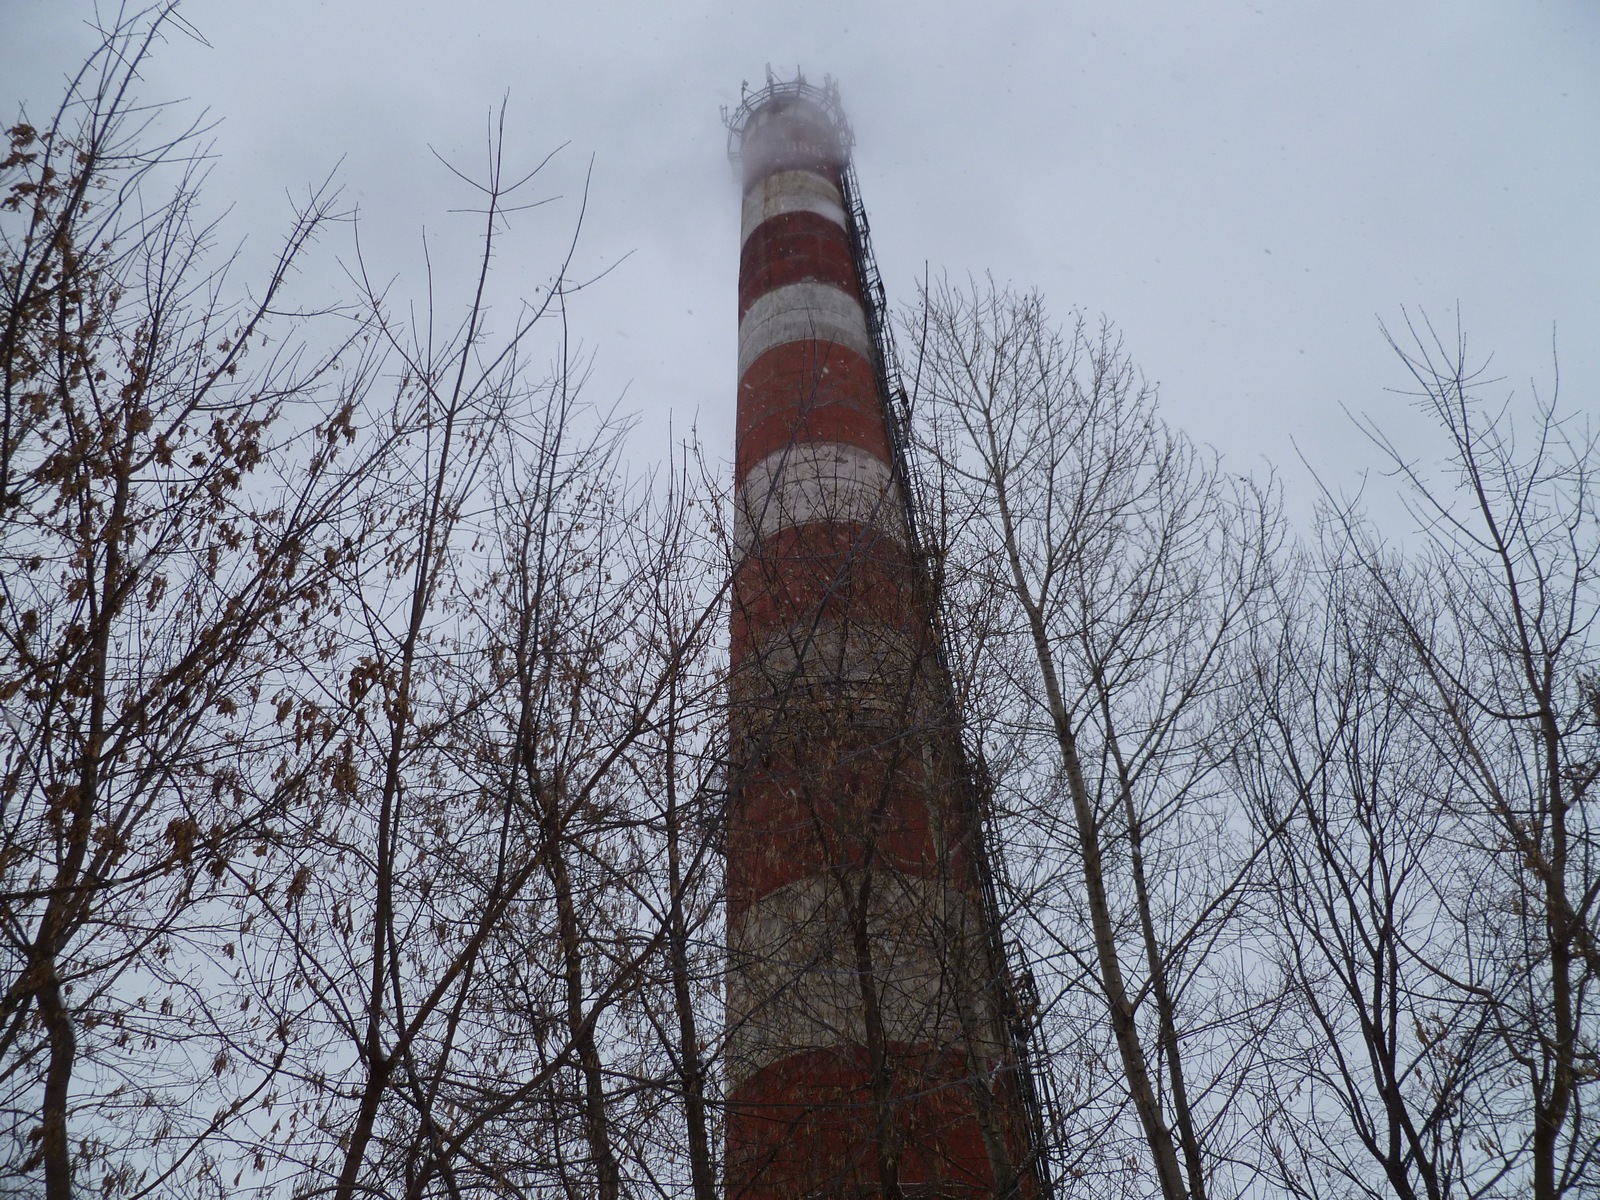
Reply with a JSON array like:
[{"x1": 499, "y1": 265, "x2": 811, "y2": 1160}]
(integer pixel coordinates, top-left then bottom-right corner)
[
  {"x1": 664, "y1": 750, "x2": 716, "y2": 1200},
  {"x1": 1102, "y1": 704, "x2": 1207, "y2": 1200},
  {"x1": 542, "y1": 780, "x2": 619, "y2": 1200},
  {"x1": 990, "y1": 460, "x2": 1190, "y2": 1200}
]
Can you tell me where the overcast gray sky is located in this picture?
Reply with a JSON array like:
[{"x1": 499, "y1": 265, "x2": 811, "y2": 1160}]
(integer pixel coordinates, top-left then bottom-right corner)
[{"x1": 6, "y1": 0, "x2": 1597, "y2": 523}]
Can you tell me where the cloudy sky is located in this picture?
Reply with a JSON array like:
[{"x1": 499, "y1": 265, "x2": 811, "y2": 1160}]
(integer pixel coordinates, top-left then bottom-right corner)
[{"x1": 7, "y1": 0, "x2": 1597, "y2": 523}]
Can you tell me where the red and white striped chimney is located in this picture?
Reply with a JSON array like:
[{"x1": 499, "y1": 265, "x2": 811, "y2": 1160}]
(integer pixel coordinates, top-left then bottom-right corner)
[{"x1": 725, "y1": 79, "x2": 1035, "y2": 1200}]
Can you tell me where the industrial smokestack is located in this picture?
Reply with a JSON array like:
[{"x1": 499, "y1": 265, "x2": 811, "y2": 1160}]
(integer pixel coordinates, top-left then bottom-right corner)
[{"x1": 725, "y1": 77, "x2": 1043, "y2": 1200}]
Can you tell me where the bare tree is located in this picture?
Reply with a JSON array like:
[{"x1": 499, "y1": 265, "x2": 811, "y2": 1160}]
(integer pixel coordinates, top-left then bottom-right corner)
[
  {"x1": 3, "y1": 13, "x2": 738, "y2": 1198},
  {"x1": 1235, "y1": 544, "x2": 1516, "y2": 1200},
  {"x1": 182, "y1": 121, "x2": 737, "y2": 1196},
  {"x1": 1245, "y1": 318, "x2": 1600, "y2": 1200},
  {"x1": 0, "y1": 7, "x2": 386, "y2": 1197},
  {"x1": 906, "y1": 279, "x2": 1283, "y2": 1200}
]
